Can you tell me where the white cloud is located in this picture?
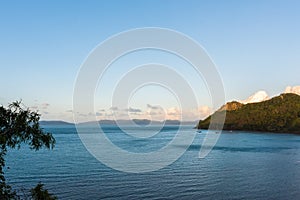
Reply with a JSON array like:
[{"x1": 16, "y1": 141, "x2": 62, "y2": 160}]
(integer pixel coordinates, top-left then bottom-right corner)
[
  {"x1": 146, "y1": 104, "x2": 161, "y2": 110},
  {"x1": 105, "y1": 113, "x2": 114, "y2": 117},
  {"x1": 165, "y1": 107, "x2": 211, "y2": 121},
  {"x1": 240, "y1": 90, "x2": 269, "y2": 104},
  {"x1": 30, "y1": 102, "x2": 50, "y2": 111},
  {"x1": 198, "y1": 106, "x2": 212, "y2": 119},
  {"x1": 109, "y1": 106, "x2": 118, "y2": 111},
  {"x1": 284, "y1": 86, "x2": 300, "y2": 95},
  {"x1": 148, "y1": 111, "x2": 162, "y2": 115},
  {"x1": 167, "y1": 107, "x2": 180, "y2": 116},
  {"x1": 125, "y1": 107, "x2": 142, "y2": 113},
  {"x1": 160, "y1": 107, "x2": 179, "y2": 120},
  {"x1": 30, "y1": 106, "x2": 39, "y2": 110},
  {"x1": 41, "y1": 103, "x2": 50, "y2": 109},
  {"x1": 96, "y1": 112, "x2": 103, "y2": 116}
]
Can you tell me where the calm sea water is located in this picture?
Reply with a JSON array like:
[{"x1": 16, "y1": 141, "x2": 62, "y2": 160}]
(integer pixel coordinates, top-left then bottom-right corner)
[{"x1": 4, "y1": 125, "x2": 300, "y2": 199}]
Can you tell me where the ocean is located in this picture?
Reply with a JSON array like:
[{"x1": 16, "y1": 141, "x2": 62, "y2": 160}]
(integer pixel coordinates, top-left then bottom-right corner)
[{"x1": 4, "y1": 125, "x2": 300, "y2": 199}]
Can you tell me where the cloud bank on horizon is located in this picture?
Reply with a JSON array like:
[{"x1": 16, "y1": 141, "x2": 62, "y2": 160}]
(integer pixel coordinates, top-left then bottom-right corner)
[
  {"x1": 240, "y1": 90, "x2": 269, "y2": 104},
  {"x1": 38, "y1": 85, "x2": 300, "y2": 122},
  {"x1": 239, "y1": 85, "x2": 300, "y2": 105},
  {"x1": 284, "y1": 86, "x2": 300, "y2": 96}
]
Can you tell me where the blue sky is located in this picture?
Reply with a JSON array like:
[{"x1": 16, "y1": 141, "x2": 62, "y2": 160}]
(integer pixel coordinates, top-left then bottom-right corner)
[{"x1": 0, "y1": 0, "x2": 299, "y2": 122}]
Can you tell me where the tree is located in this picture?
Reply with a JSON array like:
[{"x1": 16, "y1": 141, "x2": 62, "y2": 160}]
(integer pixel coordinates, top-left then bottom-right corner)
[
  {"x1": 30, "y1": 183, "x2": 57, "y2": 200},
  {"x1": 0, "y1": 101, "x2": 56, "y2": 199}
]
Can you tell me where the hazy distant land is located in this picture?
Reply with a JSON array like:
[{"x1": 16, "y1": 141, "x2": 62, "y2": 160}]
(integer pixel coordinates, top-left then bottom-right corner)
[
  {"x1": 40, "y1": 93, "x2": 300, "y2": 134},
  {"x1": 39, "y1": 119, "x2": 198, "y2": 126}
]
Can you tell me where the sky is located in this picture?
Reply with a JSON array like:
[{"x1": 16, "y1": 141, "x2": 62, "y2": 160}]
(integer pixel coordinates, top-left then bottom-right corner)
[{"x1": 0, "y1": 0, "x2": 299, "y2": 122}]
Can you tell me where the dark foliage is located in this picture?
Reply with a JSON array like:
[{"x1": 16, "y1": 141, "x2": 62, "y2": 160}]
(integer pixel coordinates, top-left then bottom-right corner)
[
  {"x1": 0, "y1": 101, "x2": 56, "y2": 199},
  {"x1": 30, "y1": 183, "x2": 57, "y2": 200},
  {"x1": 198, "y1": 93, "x2": 300, "y2": 133}
]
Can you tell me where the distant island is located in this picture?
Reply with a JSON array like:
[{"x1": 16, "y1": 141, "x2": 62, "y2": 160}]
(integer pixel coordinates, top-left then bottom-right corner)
[
  {"x1": 40, "y1": 119, "x2": 198, "y2": 126},
  {"x1": 197, "y1": 93, "x2": 300, "y2": 134},
  {"x1": 39, "y1": 120, "x2": 74, "y2": 126}
]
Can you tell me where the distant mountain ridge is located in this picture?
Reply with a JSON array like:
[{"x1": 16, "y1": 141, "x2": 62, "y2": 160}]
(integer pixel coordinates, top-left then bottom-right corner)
[
  {"x1": 80, "y1": 119, "x2": 197, "y2": 126},
  {"x1": 40, "y1": 119, "x2": 197, "y2": 126},
  {"x1": 197, "y1": 93, "x2": 300, "y2": 133},
  {"x1": 39, "y1": 120, "x2": 74, "y2": 126}
]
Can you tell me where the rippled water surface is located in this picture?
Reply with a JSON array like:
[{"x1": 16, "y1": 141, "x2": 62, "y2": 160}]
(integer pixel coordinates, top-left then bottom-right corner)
[{"x1": 5, "y1": 125, "x2": 300, "y2": 199}]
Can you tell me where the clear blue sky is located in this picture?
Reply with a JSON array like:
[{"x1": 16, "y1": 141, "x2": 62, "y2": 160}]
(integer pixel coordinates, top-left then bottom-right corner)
[{"x1": 0, "y1": 0, "x2": 299, "y2": 121}]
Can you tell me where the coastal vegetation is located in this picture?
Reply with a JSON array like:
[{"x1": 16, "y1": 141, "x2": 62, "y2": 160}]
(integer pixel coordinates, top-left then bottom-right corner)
[
  {"x1": 0, "y1": 101, "x2": 57, "y2": 199},
  {"x1": 197, "y1": 93, "x2": 300, "y2": 133}
]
